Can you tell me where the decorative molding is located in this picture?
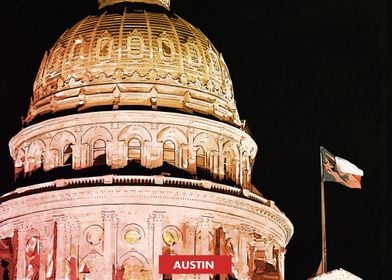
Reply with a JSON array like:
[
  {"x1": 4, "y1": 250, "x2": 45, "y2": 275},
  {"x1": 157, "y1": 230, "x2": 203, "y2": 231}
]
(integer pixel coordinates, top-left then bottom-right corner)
[
  {"x1": 11, "y1": 111, "x2": 256, "y2": 189},
  {"x1": 101, "y1": 211, "x2": 116, "y2": 223},
  {"x1": 197, "y1": 215, "x2": 213, "y2": 228},
  {"x1": 0, "y1": 186, "x2": 293, "y2": 246}
]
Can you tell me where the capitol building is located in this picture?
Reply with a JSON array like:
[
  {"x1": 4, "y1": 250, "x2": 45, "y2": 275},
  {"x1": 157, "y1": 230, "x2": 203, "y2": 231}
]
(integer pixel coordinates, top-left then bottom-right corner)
[{"x1": 0, "y1": 0, "x2": 293, "y2": 279}]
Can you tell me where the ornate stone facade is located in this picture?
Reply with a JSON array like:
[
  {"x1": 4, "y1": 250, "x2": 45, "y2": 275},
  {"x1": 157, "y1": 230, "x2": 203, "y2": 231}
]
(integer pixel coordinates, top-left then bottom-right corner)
[
  {"x1": 1, "y1": 185, "x2": 291, "y2": 279},
  {"x1": 11, "y1": 111, "x2": 256, "y2": 188},
  {"x1": 0, "y1": 0, "x2": 293, "y2": 279}
]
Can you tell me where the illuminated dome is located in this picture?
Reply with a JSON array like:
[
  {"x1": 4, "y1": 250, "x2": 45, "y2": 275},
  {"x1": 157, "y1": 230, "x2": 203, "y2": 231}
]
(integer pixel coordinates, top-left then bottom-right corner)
[
  {"x1": 1, "y1": 1, "x2": 293, "y2": 279},
  {"x1": 26, "y1": 0, "x2": 239, "y2": 125}
]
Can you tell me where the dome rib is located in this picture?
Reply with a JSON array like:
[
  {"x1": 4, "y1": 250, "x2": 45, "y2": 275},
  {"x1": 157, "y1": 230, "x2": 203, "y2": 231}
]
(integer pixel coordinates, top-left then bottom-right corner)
[{"x1": 166, "y1": 13, "x2": 185, "y2": 75}]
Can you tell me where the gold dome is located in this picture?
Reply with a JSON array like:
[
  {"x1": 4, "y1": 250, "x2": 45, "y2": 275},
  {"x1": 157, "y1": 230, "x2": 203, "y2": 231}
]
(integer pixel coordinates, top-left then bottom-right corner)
[{"x1": 27, "y1": 8, "x2": 240, "y2": 126}]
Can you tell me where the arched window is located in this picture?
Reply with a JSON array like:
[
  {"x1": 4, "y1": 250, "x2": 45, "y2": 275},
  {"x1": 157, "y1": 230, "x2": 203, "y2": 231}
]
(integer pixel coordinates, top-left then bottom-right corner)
[
  {"x1": 96, "y1": 31, "x2": 113, "y2": 60},
  {"x1": 63, "y1": 144, "x2": 72, "y2": 166},
  {"x1": 70, "y1": 37, "x2": 83, "y2": 61},
  {"x1": 163, "y1": 140, "x2": 176, "y2": 165},
  {"x1": 161, "y1": 39, "x2": 172, "y2": 57},
  {"x1": 196, "y1": 146, "x2": 206, "y2": 169},
  {"x1": 128, "y1": 138, "x2": 141, "y2": 163},
  {"x1": 93, "y1": 139, "x2": 106, "y2": 166},
  {"x1": 158, "y1": 32, "x2": 175, "y2": 62}
]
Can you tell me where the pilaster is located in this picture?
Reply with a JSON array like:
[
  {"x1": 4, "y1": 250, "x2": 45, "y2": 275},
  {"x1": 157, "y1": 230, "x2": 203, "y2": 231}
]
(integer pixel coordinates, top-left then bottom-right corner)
[
  {"x1": 152, "y1": 211, "x2": 165, "y2": 280},
  {"x1": 15, "y1": 223, "x2": 27, "y2": 280},
  {"x1": 102, "y1": 211, "x2": 117, "y2": 278},
  {"x1": 237, "y1": 224, "x2": 252, "y2": 280},
  {"x1": 54, "y1": 215, "x2": 68, "y2": 279},
  {"x1": 278, "y1": 247, "x2": 286, "y2": 280},
  {"x1": 38, "y1": 221, "x2": 55, "y2": 280},
  {"x1": 197, "y1": 215, "x2": 213, "y2": 280}
]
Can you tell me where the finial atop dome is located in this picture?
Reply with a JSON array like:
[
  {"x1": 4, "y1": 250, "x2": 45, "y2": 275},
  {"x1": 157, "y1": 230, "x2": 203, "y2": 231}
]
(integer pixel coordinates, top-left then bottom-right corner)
[{"x1": 98, "y1": 0, "x2": 170, "y2": 10}]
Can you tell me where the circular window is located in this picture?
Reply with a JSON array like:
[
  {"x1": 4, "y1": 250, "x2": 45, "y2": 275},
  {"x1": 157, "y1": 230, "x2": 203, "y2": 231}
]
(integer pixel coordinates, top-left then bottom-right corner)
[{"x1": 124, "y1": 230, "x2": 142, "y2": 244}]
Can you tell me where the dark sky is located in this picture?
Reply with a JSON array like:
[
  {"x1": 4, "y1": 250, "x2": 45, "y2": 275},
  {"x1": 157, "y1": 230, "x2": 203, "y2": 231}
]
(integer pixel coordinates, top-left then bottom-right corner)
[{"x1": 0, "y1": 0, "x2": 387, "y2": 279}]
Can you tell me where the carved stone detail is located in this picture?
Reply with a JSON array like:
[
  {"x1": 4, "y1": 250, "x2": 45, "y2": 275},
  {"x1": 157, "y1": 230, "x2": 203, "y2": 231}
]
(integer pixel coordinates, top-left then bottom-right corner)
[
  {"x1": 0, "y1": 1, "x2": 294, "y2": 280},
  {"x1": 11, "y1": 111, "x2": 257, "y2": 189}
]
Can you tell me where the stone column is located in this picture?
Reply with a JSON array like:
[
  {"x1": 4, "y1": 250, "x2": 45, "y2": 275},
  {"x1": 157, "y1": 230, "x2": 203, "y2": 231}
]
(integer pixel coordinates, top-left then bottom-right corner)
[
  {"x1": 69, "y1": 220, "x2": 80, "y2": 257},
  {"x1": 239, "y1": 146, "x2": 244, "y2": 186},
  {"x1": 152, "y1": 211, "x2": 165, "y2": 280},
  {"x1": 173, "y1": 222, "x2": 196, "y2": 280},
  {"x1": 145, "y1": 123, "x2": 162, "y2": 168},
  {"x1": 237, "y1": 225, "x2": 251, "y2": 280},
  {"x1": 235, "y1": 158, "x2": 240, "y2": 185},
  {"x1": 39, "y1": 221, "x2": 55, "y2": 279},
  {"x1": 230, "y1": 228, "x2": 240, "y2": 279},
  {"x1": 183, "y1": 222, "x2": 196, "y2": 255},
  {"x1": 102, "y1": 211, "x2": 116, "y2": 278},
  {"x1": 248, "y1": 241, "x2": 256, "y2": 280},
  {"x1": 69, "y1": 220, "x2": 81, "y2": 280},
  {"x1": 73, "y1": 127, "x2": 83, "y2": 170},
  {"x1": 15, "y1": 223, "x2": 26, "y2": 280},
  {"x1": 55, "y1": 215, "x2": 68, "y2": 279},
  {"x1": 197, "y1": 215, "x2": 213, "y2": 280},
  {"x1": 113, "y1": 216, "x2": 119, "y2": 274},
  {"x1": 277, "y1": 248, "x2": 286, "y2": 280},
  {"x1": 38, "y1": 232, "x2": 47, "y2": 280},
  {"x1": 147, "y1": 216, "x2": 154, "y2": 269},
  {"x1": 185, "y1": 127, "x2": 195, "y2": 172},
  {"x1": 109, "y1": 122, "x2": 121, "y2": 168},
  {"x1": 216, "y1": 226, "x2": 228, "y2": 280},
  {"x1": 218, "y1": 136, "x2": 224, "y2": 180},
  {"x1": 83, "y1": 142, "x2": 93, "y2": 168}
]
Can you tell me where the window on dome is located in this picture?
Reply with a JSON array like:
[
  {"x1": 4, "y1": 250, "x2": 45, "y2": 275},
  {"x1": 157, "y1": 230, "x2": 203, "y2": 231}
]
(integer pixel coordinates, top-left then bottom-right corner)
[
  {"x1": 158, "y1": 33, "x2": 175, "y2": 61},
  {"x1": 63, "y1": 144, "x2": 73, "y2": 166},
  {"x1": 71, "y1": 38, "x2": 83, "y2": 61},
  {"x1": 93, "y1": 139, "x2": 106, "y2": 166},
  {"x1": 196, "y1": 146, "x2": 206, "y2": 169},
  {"x1": 100, "y1": 39, "x2": 110, "y2": 57},
  {"x1": 163, "y1": 140, "x2": 176, "y2": 165},
  {"x1": 129, "y1": 37, "x2": 142, "y2": 56},
  {"x1": 128, "y1": 138, "x2": 141, "y2": 163},
  {"x1": 162, "y1": 40, "x2": 172, "y2": 57},
  {"x1": 96, "y1": 33, "x2": 113, "y2": 60}
]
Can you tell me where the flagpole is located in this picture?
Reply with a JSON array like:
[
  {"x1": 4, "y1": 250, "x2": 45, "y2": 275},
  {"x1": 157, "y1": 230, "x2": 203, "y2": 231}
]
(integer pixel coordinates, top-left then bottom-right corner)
[{"x1": 320, "y1": 147, "x2": 327, "y2": 274}]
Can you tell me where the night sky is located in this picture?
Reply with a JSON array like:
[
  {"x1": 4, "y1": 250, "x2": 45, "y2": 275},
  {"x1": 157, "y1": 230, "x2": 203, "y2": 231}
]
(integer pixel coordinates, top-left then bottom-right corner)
[{"x1": 0, "y1": 0, "x2": 387, "y2": 279}]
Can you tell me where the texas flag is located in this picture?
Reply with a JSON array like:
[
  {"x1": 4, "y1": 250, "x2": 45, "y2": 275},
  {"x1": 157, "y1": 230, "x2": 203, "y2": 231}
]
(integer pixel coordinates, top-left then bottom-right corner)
[{"x1": 320, "y1": 146, "x2": 364, "y2": 189}]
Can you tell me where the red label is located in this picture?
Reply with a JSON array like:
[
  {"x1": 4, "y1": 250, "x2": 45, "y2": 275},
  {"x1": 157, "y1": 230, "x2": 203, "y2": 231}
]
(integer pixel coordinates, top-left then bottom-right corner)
[{"x1": 159, "y1": 255, "x2": 232, "y2": 274}]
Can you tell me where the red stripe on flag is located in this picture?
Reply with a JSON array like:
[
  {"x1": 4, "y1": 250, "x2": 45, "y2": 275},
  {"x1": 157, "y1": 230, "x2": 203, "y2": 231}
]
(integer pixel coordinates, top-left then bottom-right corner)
[{"x1": 159, "y1": 255, "x2": 232, "y2": 274}]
